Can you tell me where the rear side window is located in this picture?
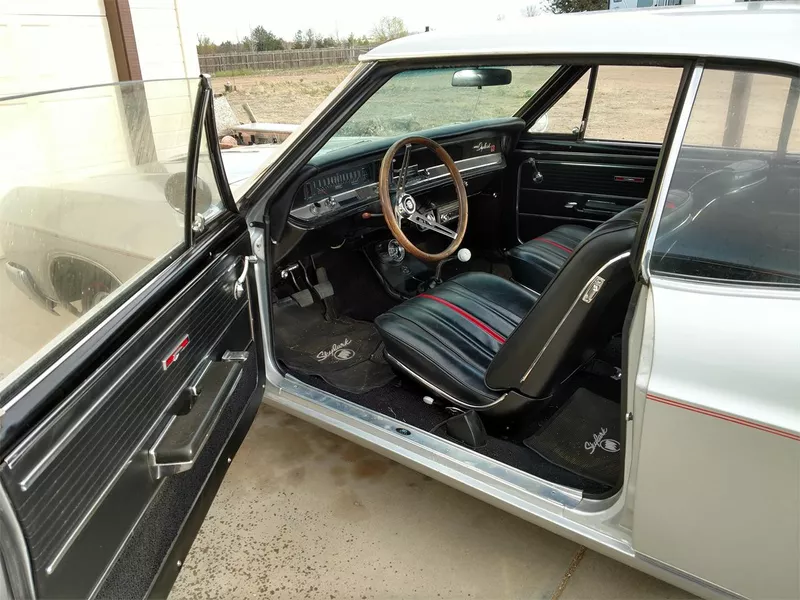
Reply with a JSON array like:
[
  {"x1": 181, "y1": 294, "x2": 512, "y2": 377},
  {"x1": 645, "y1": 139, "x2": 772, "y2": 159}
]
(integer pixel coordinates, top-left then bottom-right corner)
[{"x1": 651, "y1": 69, "x2": 800, "y2": 287}]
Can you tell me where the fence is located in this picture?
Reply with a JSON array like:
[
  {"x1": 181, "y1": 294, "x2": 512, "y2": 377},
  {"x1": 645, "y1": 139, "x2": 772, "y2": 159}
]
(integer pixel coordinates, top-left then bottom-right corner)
[{"x1": 199, "y1": 47, "x2": 374, "y2": 74}]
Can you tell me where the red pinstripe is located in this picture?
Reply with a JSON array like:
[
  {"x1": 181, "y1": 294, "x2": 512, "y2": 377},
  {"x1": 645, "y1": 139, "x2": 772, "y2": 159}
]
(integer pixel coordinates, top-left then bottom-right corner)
[
  {"x1": 418, "y1": 294, "x2": 506, "y2": 343},
  {"x1": 647, "y1": 393, "x2": 800, "y2": 442},
  {"x1": 535, "y1": 238, "x2": 573, "y2": 254}
]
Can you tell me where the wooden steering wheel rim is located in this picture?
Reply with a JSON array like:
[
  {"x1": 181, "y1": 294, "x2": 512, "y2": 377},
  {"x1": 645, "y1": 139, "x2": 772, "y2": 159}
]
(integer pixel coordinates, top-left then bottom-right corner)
[{"x1": 378, "y1": 136, "x2": 468, "y2": 262}]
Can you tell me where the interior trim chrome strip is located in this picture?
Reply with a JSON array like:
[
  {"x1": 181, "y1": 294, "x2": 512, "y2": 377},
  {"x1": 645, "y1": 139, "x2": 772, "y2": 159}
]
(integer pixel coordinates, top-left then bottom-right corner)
[
  {"x1": 520, "y1": 251, "x2": 631, "y2": 383},
  {"x1": 384, "y1": 353, "x2": 506, "y2": 410},
  {"x1": 640, "y1": 63, "x2": 704, "y2": 283}
]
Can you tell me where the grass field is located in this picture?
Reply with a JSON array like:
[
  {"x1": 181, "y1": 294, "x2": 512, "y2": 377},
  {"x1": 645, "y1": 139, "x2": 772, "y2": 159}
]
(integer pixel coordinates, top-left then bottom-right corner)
[{"x1": 212, "y1": 65, "x2": 799, "y2": 151}]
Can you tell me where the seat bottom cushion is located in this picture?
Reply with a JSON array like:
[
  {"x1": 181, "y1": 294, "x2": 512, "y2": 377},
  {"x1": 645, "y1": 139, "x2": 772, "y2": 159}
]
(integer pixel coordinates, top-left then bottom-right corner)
[
  {"x1": 507, "y1": 225, "x2": 592, "y2": 292},
  {"x1": 375, "y1": 272, "x2": 537, "y2": 410}
]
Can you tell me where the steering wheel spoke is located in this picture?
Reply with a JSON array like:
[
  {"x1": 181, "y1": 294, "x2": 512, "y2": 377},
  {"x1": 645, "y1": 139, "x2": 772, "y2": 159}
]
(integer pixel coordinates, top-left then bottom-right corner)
[{"x1": 407, "y1": 211, "x2": 457, "y2": 240}]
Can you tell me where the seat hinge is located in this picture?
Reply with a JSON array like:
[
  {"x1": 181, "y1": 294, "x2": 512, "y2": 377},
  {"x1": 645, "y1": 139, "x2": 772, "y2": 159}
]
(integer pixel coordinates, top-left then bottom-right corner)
[{"x1": 582, "y1": 276, "x2": 605, "y2": 304}]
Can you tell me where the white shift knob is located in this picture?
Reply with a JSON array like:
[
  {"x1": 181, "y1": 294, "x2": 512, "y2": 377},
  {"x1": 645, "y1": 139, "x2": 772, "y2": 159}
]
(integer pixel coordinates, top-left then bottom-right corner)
[{"x1": 457, "y1": 248, "x2": 472, "y2": 262}]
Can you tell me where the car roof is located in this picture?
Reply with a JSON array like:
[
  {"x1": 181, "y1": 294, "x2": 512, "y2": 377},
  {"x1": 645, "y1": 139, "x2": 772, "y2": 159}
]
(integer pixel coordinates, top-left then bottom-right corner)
[{"x1": 361, "y1": 2, "x2": 800, "y2": 68}]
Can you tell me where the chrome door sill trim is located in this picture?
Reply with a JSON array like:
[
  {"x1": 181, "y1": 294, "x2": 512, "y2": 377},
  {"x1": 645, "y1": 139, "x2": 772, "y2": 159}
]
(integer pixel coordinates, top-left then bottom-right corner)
[{"x1": 273, "y1": 374, "x2": 581, "y2": 508}]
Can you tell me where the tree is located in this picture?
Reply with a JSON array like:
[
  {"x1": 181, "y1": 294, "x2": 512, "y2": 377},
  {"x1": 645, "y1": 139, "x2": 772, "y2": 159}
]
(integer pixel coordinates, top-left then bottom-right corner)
[
  {"x1": 304, "y1": 28, "x2": 318, "y2": 48},
  {"x1": 250, "y1": 26, "x2": 283, "y2": 51},
  {"x1": 292, "y1": 30, "x2": 305, "y2": 49},
  {"x1": 370, "y1": 16, "x2": 408, "y2": 43},
  {"x1": 522, "y1": 4, "x2": 541, "y2": 17},
  {"x1": 217, "y1": 40, "x2": 236, "y2": 53},
  {"x1": 196, "y1": 33, "x2": 216, "y2": 55},
  {"x1": 545, "y1": 0, "x2": 605, "y2": 12}
]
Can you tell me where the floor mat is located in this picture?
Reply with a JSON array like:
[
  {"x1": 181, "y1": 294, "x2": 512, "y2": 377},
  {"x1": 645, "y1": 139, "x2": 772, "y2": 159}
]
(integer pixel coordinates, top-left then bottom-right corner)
[
  {"x1": 274, "y1": 304, "x2": 396, "y2": 394},
  {"x1": 524, "y1": 388, "x2": 621, "y2": 487}
]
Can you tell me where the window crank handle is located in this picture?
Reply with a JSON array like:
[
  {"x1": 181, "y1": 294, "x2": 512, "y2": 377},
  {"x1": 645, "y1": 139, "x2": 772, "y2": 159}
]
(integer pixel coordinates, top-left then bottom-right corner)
[
  {"x1": 234, "y1": 255, "x2": 257, "y2": 300},
  {"x1": 525, "y1": 157, "x2": 544, "y2": 184}
]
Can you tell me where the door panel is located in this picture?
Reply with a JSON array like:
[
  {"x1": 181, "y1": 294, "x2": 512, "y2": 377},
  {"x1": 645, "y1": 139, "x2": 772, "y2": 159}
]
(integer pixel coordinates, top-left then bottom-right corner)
[
  {"x1": 510, "y1": 139, "x2": 660, "y2": 242},
  {"x1": 0, "y1": 230, "x2": 262, "y2": 599}
]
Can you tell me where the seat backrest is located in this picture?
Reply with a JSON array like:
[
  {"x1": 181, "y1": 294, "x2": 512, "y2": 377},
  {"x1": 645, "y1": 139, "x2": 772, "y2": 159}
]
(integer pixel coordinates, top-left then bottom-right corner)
[{"x1": 485, "y1": 202, "x2": 645, "y2": 398}]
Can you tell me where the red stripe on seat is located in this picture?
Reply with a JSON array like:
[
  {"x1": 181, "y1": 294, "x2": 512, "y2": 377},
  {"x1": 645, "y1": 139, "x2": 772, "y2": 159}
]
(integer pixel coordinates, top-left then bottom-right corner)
[
  {"x1": 535, "y1": 238, "x2": 573, "y2": 254},
  {"x1": 418, "y1": 294, "x2": 506, "y2": 343}
]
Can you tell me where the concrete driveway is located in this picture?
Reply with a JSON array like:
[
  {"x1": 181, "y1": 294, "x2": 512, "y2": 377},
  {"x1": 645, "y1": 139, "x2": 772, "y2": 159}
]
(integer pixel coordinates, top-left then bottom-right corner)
[{"x1": 170, "y1": 404, "x2": 694, "y2": 600}]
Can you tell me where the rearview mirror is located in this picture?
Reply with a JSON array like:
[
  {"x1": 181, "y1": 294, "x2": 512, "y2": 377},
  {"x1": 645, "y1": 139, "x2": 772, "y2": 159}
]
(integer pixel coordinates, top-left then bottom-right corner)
[{"x1": 452, "y1": 68, "x2": 512, "y2": 88}]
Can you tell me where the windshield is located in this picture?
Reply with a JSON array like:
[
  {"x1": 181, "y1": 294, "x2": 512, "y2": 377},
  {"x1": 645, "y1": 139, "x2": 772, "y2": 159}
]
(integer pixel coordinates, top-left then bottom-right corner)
[{"x1": 318, "y1": 65, "x2": 559, "y2": 154}]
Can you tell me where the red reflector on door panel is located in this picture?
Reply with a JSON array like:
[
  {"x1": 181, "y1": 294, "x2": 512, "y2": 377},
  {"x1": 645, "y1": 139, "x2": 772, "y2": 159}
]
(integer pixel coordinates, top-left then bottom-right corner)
[
  {"x1": 614, "y1": 175, "x2": 645, "y2": 183},
  {"x1": 162, "y1": 335, "x2": 189, "y2": 370}
]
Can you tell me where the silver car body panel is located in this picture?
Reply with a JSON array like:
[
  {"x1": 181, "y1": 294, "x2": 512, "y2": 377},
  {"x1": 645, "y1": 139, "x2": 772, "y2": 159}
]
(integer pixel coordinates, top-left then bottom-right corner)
[{"x1": 632, "y1": 276, "x2": 800, "y2": 600}]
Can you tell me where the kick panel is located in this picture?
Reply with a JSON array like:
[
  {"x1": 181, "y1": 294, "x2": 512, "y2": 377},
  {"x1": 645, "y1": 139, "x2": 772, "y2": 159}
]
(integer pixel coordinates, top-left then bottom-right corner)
[{"x1": 0, "y1": 234, "x2": 259, "y2": 599}]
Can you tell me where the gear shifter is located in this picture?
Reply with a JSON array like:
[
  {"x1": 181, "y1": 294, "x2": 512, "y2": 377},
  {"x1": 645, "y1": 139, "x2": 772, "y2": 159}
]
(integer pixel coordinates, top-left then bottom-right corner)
[{"x1": 430, "y1": 248, "x2": 471, "y2": 288}]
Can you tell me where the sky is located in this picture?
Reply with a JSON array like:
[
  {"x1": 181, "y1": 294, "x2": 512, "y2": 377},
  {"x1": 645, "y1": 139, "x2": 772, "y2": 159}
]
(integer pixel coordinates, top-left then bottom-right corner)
[{"x1": 183, "y1": 0, "x2": 547, "y2": 43}]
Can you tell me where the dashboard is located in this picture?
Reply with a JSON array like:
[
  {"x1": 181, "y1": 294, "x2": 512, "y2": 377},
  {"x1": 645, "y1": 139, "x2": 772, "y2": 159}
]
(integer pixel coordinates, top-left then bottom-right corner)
[{"x1": 289, "y1": 133, "x2": 509, "y2": 227}]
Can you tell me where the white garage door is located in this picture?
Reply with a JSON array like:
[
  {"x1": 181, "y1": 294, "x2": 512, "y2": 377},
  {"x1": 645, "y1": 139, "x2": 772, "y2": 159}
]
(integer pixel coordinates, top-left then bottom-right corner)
[{"x1": 0, "y1": 0, "x2": 118, "y2": 97}]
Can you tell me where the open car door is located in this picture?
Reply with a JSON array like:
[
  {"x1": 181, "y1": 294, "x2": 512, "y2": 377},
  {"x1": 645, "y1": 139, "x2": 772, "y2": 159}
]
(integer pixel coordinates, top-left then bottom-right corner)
[{"x1": 0, "y1": 77, "x2": 264, "y2": 599}]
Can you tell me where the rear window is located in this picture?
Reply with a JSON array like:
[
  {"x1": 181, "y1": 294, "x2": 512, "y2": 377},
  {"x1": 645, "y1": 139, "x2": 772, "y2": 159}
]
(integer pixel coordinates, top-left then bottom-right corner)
[{"x1": 651, "y1": 69, "x2": 800, "y2": 287}]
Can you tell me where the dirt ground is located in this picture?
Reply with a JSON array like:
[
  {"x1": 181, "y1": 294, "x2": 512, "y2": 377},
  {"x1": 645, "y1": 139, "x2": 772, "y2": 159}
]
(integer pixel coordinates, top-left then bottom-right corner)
[{"x1": 211, "y1": 65, "x2": 353, "y2": 125}]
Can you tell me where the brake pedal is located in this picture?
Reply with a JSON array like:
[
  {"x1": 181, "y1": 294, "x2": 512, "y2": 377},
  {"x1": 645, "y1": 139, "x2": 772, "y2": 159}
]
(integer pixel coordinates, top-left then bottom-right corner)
[{"x1": 291, "y1": 289, "x2": 314, "y2": 307}]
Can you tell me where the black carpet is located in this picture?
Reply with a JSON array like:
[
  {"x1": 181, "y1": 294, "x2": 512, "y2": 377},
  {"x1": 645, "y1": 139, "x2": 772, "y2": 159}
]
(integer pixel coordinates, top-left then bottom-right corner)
[
  {"x1": 273, "y1": 303, "x2": 395, "y2": 394},
  {"x1": 524, "y1": 387, "x2": 621, "y2": 487}
]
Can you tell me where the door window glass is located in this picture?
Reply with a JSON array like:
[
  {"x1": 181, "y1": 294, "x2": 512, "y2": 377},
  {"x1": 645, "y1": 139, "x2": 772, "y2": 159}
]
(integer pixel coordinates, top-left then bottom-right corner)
[
  {"x1": 0, "y1": 79, "x2": 207, "y2": 388},
  {"x1": 584, "y1": 66, "x2": 682, "y2": 143},
  {"x1": 651, "y1": 69, "x2": 800, "y2": 287}
]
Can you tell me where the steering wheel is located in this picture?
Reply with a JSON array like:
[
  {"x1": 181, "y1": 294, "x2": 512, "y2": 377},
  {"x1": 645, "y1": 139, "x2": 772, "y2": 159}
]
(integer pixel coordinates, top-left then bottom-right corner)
[{"x1": 378, "y1": 136, "x2": 468, "y2": 262}]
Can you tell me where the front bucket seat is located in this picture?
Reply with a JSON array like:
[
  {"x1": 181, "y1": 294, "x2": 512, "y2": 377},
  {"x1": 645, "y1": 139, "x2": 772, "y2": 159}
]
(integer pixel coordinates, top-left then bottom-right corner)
[{"x1": 375, "y1": 203, "x2": 645, "y2": 418}]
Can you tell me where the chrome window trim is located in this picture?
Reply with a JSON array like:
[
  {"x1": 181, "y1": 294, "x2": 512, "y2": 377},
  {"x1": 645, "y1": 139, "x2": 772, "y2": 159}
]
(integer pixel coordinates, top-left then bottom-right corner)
[
  {"x1": 520, "y1": 251, "x2": 631, "y2": 383},
  {"x1": 384, "y1": 353, "x2": 506, "y2": 410},
  {"x1": 640, "y1": 63, "x2": 704, "y2": 283}
]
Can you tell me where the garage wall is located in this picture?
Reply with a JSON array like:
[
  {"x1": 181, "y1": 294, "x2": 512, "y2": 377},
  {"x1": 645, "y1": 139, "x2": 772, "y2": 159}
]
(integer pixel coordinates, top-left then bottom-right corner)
[
  {"x1": 129, "y1": 0, "x2": 200, "y2": 161},
  {"x1": 0, "y1": 0, "x2": 118, "y2": 97},
  {"x1": 0, "y1": 1, "x2": 127, "y2": 198},
  {"x1": 129, "y1": 0, "x2": 200, "y2": 80}
]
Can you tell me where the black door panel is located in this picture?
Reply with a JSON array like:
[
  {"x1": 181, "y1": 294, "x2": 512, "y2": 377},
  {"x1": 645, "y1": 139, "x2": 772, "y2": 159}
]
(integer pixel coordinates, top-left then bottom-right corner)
[
  {"x1": 0, "y1": 231, "x2": 262, "y2": 599},
  {"x1": 510, "y1": 139, "x2": 660, "y2": 242}
]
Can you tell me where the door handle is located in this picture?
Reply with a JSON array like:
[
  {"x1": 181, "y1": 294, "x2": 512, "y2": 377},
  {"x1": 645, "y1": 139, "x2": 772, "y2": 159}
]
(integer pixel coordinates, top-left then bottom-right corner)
[
  {"x1": 147, "y1": 356, "x2": 245, "y2": 479},
  {"x1": 234, "y1": 255, "x2": 256, "y2": 300}
]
